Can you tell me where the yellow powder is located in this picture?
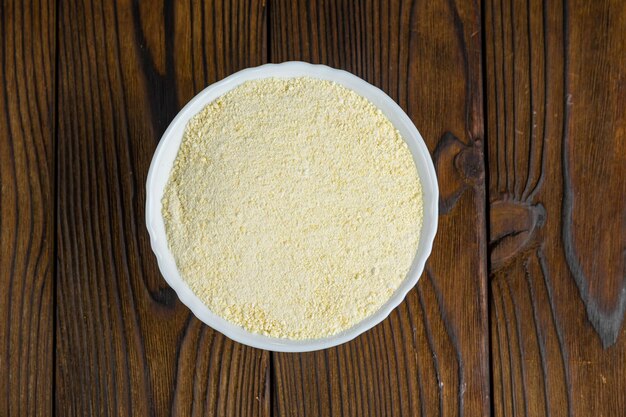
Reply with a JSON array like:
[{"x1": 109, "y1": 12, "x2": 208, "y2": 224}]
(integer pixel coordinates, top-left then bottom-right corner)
[{"x1": 162, "y1": 77, "x2": 423, "y2": 339}]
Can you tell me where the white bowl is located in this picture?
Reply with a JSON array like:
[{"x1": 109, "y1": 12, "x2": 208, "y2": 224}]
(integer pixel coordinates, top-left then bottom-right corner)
[{"x1": 145, "y1": 62, "x2": 438, "y2": 352}]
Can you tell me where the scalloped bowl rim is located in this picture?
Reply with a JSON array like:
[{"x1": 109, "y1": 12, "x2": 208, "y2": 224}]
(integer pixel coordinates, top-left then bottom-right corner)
[{"x1": 145, "y1": 62, "x2": 439, "y2": 352}]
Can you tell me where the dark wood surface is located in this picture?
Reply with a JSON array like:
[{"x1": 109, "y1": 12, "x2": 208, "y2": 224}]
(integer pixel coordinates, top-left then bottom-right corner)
[
  {"x1": 0, "y1": 1, "x2": 55, "y2": 416},
  {"x1": 56, "y1": 1, "x2": 268, "y2": 416},
  {"x1": 485, "y1": 0, "x2": 626, "y2": 415},
  {"x1": 0, "y1": 0, "x2": 624, "y2": 416}
]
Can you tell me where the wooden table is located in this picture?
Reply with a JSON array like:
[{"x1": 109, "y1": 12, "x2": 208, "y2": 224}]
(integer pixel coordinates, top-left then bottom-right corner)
[{"x1": 1, "y1": 0, "x2": 624, "y2": 415}]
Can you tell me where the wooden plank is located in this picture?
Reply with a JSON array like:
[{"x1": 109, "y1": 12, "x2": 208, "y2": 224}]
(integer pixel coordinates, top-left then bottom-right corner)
[
  {"x1": 56, "y1": 0, "x2": 269, "y2": 415},
  {"x1": 485, "y1": 0, "x2": 626, "y2": 414},
  {"x1": 268, "y1": 1, "x2": 490, "y2": 416},
  {"x1": 0, "y1": 1, "x2": 55, "y2": 415}
]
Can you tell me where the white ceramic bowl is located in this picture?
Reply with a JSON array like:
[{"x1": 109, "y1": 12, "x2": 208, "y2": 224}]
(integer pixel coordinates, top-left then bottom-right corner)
[{"x1": 146, "y1": 62, "x2": 438, "y2": 352}]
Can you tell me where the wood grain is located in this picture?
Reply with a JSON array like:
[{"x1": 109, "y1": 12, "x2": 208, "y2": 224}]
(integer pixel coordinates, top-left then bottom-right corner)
[
  {"x1": 4, "y1": 0, "x2": 624, "y2": 414},
  {"x1": 0, "y1": 1, "x2": 55, "y2": 416},
  {"x1": 269, "y1": 0, "x2": 490, "y2": 416},
  {"x1": 485, "y1": 0, "x2": 626, "y2": 414},
  {"x1": 56, "y1": 0, "x2": 269, "y2": 415}
]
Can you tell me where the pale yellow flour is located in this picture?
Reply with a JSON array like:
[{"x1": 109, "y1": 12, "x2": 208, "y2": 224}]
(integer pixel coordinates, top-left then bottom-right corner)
[{"x1": 162, "y1": 77, "x2": 423, "y2": 339}]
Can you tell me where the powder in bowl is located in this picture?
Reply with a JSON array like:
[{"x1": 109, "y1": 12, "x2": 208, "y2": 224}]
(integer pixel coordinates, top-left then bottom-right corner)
[{"x1": 162, "y1": 77, "x2": 423, "y2": 340}]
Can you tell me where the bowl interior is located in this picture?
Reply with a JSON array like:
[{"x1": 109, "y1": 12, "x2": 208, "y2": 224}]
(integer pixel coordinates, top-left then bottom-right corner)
[{"x1": 145, "y1": 62, "x2": 438, "y2": 352}]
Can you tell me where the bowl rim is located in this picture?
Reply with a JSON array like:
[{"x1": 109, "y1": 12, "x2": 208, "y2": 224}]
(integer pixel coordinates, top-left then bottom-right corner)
[{"x1": 145, "y1": 61, "x2": 439, "y2": 352}]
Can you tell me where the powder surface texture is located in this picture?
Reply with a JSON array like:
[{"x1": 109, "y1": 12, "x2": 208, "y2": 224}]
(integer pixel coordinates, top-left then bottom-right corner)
[{"x1": 162, "y1": 77, "x2": 423, "y2": 339}]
